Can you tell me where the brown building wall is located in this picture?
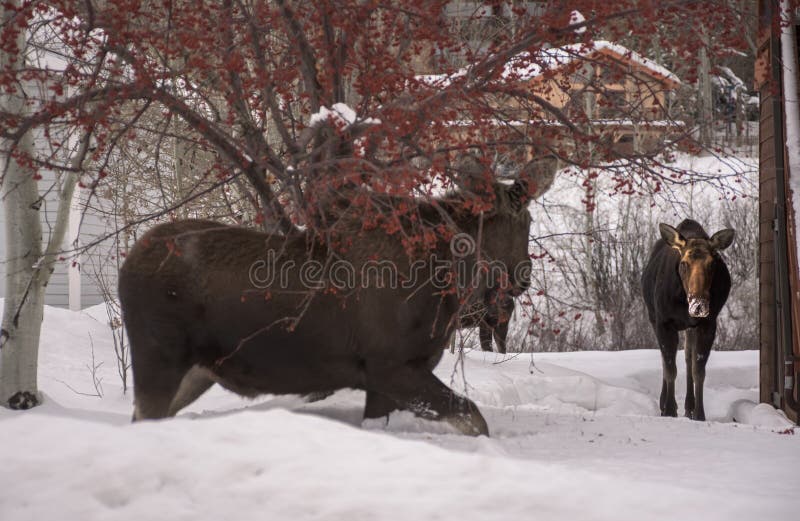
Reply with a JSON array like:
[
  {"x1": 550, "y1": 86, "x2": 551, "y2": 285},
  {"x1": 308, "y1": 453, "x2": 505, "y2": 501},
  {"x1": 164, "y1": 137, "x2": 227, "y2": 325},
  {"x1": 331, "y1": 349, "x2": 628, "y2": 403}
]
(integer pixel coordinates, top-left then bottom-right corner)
[
  {"x1": 758, "y1": 68, "x2": 778, "y2": 405},
  {"x1": 756, "y1": 0, "x2": 800, "y2": 423}
]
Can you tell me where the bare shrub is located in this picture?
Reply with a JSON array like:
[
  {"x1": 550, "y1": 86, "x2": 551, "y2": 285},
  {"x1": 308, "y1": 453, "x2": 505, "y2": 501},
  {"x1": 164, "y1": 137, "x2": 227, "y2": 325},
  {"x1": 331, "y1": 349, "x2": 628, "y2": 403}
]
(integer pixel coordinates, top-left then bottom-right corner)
[{"x1": 513, "y1": 159, "x2": 756, "y2": 352}]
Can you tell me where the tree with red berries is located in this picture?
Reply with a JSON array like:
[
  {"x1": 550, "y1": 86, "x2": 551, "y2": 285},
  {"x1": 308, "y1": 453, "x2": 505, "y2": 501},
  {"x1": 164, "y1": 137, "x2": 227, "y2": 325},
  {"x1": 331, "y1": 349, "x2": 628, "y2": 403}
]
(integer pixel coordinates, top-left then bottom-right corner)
[{"x1": 1, "y1": 0, "x2": 758, "y2": 408}]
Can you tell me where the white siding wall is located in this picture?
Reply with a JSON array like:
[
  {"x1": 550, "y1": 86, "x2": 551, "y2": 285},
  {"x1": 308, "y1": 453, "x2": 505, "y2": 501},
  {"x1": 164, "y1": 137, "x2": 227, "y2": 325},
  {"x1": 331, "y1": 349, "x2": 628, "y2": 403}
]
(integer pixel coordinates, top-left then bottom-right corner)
[
  {"x1": 1, "y1": 78, "x2": 118, "y2": 309},
  {"x1": 0, "y1": 169, "x2": 118, "y2": 310},
  {"x1": 76, "y1": 198, "x2": 120, "y2": 308}
]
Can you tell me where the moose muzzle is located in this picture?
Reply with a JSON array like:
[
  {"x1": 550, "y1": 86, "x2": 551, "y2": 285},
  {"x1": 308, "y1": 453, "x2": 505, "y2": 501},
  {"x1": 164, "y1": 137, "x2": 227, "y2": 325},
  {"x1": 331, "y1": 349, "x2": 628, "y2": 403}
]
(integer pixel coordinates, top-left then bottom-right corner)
[{"x1": 687, "y1": 296, "x2": 710, "y2": 318}]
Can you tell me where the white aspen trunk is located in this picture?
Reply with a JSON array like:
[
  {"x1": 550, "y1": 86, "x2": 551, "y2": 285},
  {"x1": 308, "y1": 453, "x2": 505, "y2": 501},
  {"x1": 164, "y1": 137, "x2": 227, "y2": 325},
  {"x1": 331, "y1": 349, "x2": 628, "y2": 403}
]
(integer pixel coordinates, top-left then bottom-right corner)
[
  {"x1": 0, "y1": 125, "x2": 85, "y2": 408},
  {"x1": 1, "y1": 1, "x2": 85, "y2": 407},
  {"x1": 0, "y1": 127, "x2": 46, "y2": 409},
  {"x1": 0, "y1": 0, "x2": 44, "y2": 408},
  {"x1": 68, "y1": 198, "x2": 82, "y2": 312}
]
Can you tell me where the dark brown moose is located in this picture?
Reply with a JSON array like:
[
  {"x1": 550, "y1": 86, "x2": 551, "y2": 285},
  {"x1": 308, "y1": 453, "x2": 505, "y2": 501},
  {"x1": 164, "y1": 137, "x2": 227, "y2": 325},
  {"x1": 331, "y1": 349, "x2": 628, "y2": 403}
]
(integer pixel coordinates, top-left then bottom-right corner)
[
  {"x1": 449, "y1": 156, "x2": 556, "y2": 355},
  {"x1": 641, "y1": 219, "x2": 734, "y2": 420},
  {"x1": 119, "y1": 181, "x2": 532, "y2": 436}
]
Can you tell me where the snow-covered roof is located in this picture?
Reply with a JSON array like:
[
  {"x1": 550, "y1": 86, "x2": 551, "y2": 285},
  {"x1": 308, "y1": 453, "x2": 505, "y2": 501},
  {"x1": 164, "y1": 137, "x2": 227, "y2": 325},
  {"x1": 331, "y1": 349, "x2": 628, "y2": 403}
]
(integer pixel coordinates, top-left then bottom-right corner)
[
  {"x1": 418, "y1": 40, "x2": 681, "y2": 89},
  {"x1": 506, "y1": 40, "x2": 680, "y2": 85},
  {"x1": 438, "y1": 118, "x2": 685, "y2": 129},
  {"x1": 308, "y1": 103, "x2": 381, "y2": 130}
]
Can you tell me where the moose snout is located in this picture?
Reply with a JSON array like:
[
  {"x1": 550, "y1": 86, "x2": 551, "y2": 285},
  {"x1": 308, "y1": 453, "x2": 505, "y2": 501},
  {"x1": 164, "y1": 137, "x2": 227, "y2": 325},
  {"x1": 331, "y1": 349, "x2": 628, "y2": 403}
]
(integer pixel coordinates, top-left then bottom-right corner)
[{"x1": 687, "y1": 296, "x2": 710, "y2": 318}]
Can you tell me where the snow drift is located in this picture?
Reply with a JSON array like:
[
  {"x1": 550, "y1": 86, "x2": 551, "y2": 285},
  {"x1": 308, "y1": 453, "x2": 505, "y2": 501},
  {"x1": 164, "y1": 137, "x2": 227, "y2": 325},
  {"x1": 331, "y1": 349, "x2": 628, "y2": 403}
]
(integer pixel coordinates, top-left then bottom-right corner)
[{"x1": 0, "y1": 301, "x2": 797, "y2": 520}]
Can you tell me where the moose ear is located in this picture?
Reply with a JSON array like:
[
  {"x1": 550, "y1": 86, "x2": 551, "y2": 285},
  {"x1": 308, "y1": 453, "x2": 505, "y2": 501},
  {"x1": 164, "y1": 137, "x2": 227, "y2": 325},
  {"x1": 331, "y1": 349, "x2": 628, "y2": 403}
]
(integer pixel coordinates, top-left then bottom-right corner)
[
  {"x1": 710, "y1": 228, "x2": 735, "y2": 251},
  {"x1": 520, "y1": 156, "x2": 557, "y2": 200},
  {"x1": 659, "y1": 223, "x2": 686, "y2": 249}
]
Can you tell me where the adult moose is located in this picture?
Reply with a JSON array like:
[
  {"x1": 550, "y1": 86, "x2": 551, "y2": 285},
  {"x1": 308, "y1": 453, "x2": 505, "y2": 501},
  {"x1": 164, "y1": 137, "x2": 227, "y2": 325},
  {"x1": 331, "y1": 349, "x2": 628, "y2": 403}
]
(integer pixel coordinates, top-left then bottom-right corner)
[
  {"x1": 641, "y1": 219, "x2": 735, "y2": 420},
  {"x1": 119, "y1": 175, "x2": 535, "y2": 436},
  {"x1": 452, "y1": 155, "x2": 555, "y2": 354}
]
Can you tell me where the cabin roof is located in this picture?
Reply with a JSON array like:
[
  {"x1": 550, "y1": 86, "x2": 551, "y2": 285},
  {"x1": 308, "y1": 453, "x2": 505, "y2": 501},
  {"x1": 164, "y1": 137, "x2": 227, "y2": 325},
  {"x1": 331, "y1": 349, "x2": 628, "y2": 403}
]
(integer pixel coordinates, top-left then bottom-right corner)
[
  {"x1": 418, "y1": 40, "x2": 681, "y2": 90},
  {"x1": 505, "y1": 40, "x2": 681, "y2": 87}
]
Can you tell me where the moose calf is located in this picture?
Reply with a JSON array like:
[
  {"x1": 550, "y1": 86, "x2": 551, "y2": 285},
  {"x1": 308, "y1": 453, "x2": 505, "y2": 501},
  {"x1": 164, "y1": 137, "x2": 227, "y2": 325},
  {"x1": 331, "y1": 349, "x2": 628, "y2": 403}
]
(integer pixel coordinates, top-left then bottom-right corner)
[{"x1": 641, "y1": 219, "x2": 734, "y2": 420}]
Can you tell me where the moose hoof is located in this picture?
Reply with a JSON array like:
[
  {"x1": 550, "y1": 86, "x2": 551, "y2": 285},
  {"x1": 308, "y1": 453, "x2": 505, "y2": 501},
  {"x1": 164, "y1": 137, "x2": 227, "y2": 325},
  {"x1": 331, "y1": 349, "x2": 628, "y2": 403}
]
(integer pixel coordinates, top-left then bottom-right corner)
[
  {"x1": 445, "y1": 412, "x2": 490, "y2": 437},
  {"x1": 691, "y1": 411, "x2": 706, "y2": 421},
  {"x1": 7, "y1": 391, "x2": 40, "y2": 410}
]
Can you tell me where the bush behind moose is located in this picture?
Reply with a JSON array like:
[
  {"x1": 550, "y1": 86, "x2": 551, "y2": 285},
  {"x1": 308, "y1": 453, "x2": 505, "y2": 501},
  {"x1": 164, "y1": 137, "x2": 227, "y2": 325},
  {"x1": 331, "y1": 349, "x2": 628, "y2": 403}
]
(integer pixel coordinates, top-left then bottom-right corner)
[{"x1": 512, "y1": 157, "x2": 756, "y2": 353}]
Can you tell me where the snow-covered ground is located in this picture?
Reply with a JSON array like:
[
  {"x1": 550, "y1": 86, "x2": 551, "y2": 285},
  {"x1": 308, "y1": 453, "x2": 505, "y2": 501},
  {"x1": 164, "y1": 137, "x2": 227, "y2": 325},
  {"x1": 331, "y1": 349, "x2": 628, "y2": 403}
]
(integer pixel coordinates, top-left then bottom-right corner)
[{"x1": 0, "y1": 303, "x2": 797, "y2": 521}]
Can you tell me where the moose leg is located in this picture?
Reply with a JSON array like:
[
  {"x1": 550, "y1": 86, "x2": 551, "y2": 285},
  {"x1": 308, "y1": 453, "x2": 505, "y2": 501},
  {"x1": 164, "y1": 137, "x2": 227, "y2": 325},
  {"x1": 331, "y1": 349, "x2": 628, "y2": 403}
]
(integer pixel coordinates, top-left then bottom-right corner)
[
  {"x1": 478, "y1": 321, "x2": 494, "y2": 352},
  {"x1": 684, "y1": 330, "x2": 695, "y2": 418},
  {"x1": 364, "y1": 363, "x2": 488, "y2": 436},
  {"x1": 129, "y1": 323, "x2": 194, "y2": 421},
  {"x1": 493, "y1": 319, "x2": 510, "y2": 355},
  {"x1": 167, "y1": 366, "x2": 216, "y2": 416},
  {"x1": 690, "y1": 323, "x2": 716, "y2": 421},
  {"x1": 364, "y1": 391, "x2": 400, "y2": 420},
  {"x1": 364, "y1": 351, "x2": 444, "y2": 420},
  {"x1": 133, "y1": 363, "x2": 191, "y2": 421},
  {"x1": 656, "y1": 324, "x2": 679, "y2": 417},
  {"x1": 494, "y1": 297, "x2": 515, "y2": 355}
]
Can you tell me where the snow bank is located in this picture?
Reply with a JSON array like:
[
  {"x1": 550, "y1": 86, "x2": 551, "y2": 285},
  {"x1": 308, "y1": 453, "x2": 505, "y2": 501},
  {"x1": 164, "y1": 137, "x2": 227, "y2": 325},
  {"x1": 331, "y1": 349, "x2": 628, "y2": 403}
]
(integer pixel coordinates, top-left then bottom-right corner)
[
  {"x1": 730, "y1": 400, "x2": 794, "y2": 428},
  {"x1": 533, "y1": 153, "x2": 757, "y2": 230},
  {"x1": 0, "y1": 406, "x2": 793, "y2": 521},
  {"x1": 0, "y1": 289, "x2": 797, "y2": 520},
  {"x1": 436, "y1": 351, "x2": 657, "y2": 416}
]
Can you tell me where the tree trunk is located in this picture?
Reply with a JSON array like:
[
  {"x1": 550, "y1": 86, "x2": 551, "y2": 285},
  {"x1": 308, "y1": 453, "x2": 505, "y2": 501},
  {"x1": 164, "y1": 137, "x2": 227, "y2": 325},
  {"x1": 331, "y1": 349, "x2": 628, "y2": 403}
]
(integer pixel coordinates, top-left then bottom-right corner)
[
  {"x1": 0, "y1": 128, "x2": 47, "y2": 409},
  {"x1": 698, "y1": 30, "x2": 713, "y2": 146},
  {"x1": 583, "y1": 82, "x2": 605, "y2": 337},
  {"x1": 1, "y1": 1, "x2": 85, "y2": 407},
  {"x1": 173, "y1": 133, "x2": 189, "y2": 219},
  {"x1": 1, "y1": 130, "x2": 85, "y2": 408},
  {"x1": 0, "y1": 1, "x2": 42, "y2": 408}
]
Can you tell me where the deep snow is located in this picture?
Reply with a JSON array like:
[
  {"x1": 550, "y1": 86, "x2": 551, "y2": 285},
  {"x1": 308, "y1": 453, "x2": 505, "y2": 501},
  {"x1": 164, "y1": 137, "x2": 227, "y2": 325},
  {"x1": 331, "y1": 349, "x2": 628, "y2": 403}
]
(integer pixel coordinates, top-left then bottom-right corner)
[{"x1": 0, "y1": 302, "x2": 797, "y2": 521}]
